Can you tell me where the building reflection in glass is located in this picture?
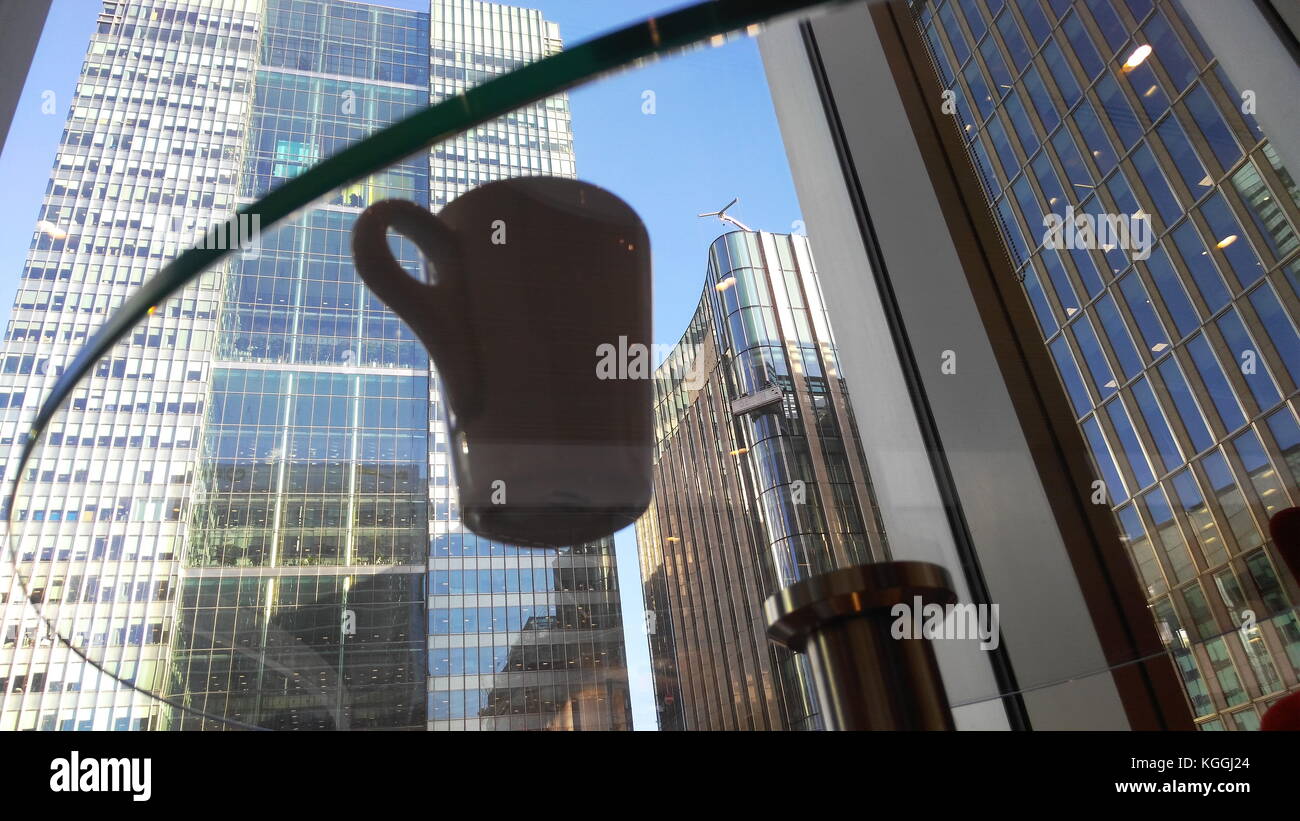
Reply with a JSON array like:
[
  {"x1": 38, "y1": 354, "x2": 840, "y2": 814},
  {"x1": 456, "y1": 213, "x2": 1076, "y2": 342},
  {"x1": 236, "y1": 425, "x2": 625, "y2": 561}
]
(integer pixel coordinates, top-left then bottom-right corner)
[
  {"x1": 636, "y1": 229, "x2": 890, "y2": 730},
  {"x1": 911, "y1": 0, "x2": 1300, "y2": 730}
]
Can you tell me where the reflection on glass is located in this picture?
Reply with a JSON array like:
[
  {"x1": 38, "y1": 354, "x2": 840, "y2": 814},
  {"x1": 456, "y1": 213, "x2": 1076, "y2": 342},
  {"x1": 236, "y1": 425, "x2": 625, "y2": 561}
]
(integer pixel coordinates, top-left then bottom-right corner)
[
  {"x1": 1185, "y1": 334, "x2": 1245, "y2": 431},
  {"x1": 636, "y1": 231, "x2": 885, "y2": 730}
]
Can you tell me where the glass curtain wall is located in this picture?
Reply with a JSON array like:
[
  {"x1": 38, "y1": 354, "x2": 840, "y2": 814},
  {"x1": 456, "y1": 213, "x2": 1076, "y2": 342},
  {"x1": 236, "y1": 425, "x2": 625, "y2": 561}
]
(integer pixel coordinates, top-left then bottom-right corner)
[{"x1": 913, "y1": 0, "x2": 1300, "y2": 730}]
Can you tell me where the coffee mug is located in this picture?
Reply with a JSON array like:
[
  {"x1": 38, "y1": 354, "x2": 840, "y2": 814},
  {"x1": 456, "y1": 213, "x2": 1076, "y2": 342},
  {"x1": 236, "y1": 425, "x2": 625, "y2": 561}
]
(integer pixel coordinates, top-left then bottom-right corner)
[{"x1": 352, "y1": 177, "x2": 653, "y2": 548}]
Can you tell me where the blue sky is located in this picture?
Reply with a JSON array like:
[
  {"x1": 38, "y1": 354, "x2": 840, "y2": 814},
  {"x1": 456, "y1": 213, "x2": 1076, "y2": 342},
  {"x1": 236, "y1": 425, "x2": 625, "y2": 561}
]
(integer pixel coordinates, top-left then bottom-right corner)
[{"x1": 0, "y1": 0, "x2": 805, "y2": 731}]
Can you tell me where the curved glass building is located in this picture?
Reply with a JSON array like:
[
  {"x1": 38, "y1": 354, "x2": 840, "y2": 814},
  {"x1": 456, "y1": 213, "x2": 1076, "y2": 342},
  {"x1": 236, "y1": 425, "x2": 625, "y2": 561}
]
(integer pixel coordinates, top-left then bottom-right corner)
[{"x1": 635, "y1": 229, "x2": 888, "y2": 730}]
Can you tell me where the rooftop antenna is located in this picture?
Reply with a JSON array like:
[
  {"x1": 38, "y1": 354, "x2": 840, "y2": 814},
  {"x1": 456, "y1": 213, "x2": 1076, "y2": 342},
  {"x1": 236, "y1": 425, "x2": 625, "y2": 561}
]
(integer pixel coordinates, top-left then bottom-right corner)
[{"x1": 698, "y1": 197, "x2": 752, "y2": 232}]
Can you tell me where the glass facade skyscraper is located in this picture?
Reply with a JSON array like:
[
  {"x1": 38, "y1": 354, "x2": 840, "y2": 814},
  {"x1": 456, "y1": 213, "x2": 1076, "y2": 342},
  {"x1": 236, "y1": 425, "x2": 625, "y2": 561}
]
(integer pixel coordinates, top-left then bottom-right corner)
[
  {"x1": 912, "y1": 0, "x2": 1300, "y2": 730},
  {"x1": 636, "y1": 229, "x2": 887, "y2": 730},
  {"x1": 0, "y1": 0, "x2": 630, "y2": 732},
  {"x1": 166, "y1": 0, "x2": 433, "y2": 730}
]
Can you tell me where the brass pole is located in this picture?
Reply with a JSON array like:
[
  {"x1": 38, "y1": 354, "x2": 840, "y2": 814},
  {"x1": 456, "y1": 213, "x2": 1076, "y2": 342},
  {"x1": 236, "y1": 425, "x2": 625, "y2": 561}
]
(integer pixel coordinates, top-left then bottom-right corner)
[{"x1": 765, "y1": 561, "x2": 957, "y2": 730}]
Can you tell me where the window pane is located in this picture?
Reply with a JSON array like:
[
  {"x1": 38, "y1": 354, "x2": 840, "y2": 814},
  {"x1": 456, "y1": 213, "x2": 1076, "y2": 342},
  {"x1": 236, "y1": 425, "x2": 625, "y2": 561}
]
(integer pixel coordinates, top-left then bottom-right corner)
[
  {"x1": 1016, "y1": 0, "x2": 1052, "y2": 46},
  {"x1": 1202, "y1": 449, "x2": 1263, "y2": 552},
  {"x1": 1118, "y1": 503, "x2": 1167, "y2": 596},
  {"x1": 1171, "y1": 467, "x2": 1228, "y2": 568},
  {"x1": 1023, "y1": 64, "x2": 1061, "y2": 133},
  {"x1": 1042, "y1": 248, "x2": 1081, "y2": 316},
  {"x1": 1180, "y1": 582, "x2": 1218, "y2": 640},
  {"x1": 938, "y1": 2, "x2": 970, "y2": 64},
  {"x1": 1170, "y1": 223, "x2": 1229, "y2": 312},
  {"x1": 1124, "y1": 59, "x2": 1169, "y2": 120},
  {"x1": 1130, "y1": 141, "x2": 1181, "y2": 226},
  {"x1": 1101, "y1": 177, "x2": 1144, "y2": 274},
  {"x1": 1051, "y1": 122, "x2": 1091, "y2": 188},
  {"x1": 1131, "y1": 376, "x2": 1183, "y2": 471},
  {"x1": 985, "y1": 115, "x2": 1019, "y2": 176},
  {"x1": 1032, "y1": 150, "x2": 1067, "y2": 219},
  {"x1": 996, "y1": 8, "x2": 1032, "y2": 71},
  {"x1": 964, "y1": 61, "x2": 996, "y2": 121},
  {"x1": 1083, "y1": 415, "x2": 1128, "y2": 501},
  {"x1": 1003, "y1": 90, "x2": 1039, "y2": 156},
  {"x1": 980, "y1": 34, "x2": 1013, "y2": 93},
  {"x1": 1156, "y1": 355, "x2": 1214, "y2": 452},
  {"x1": 1146, "y1": 487, "x2": 1197, "y2": 583},
  {"x1": 1245, "y1": 550, "x2": 1291, "y2": 616},
  {"x1": 1231, "y1": 428, "x2": 1288, "y2": 517},
  {"x1": 925, "y1": 21, "x2": 955, "y2": 84},
  {"x1": 1043, "y1": 40, "x2": 1081, "y2": 108},
  {"x1": 1186, "y1": 333, "x2": 1245, "y2": 430},
  {"x1": 1144, "y1": 245, "x2": 1200, "y2": 337},
  {"x1": 1050, "y1": 335, "x2": 1092, "y2": 416},
  {"x1": 1012, "y1": 175, "x2": 1045, "y2": 244},
  {"x1": 1094, "y1": 73, "x2": 1143, "y2": 151},
  {"x1": 1022, "y1": 261, "x2": 1059, "y2": 337},
  {"x1": 1265, "y1": 408, "x2": 1300, "y2": 487},
  {"x1": 1143, "y1": 8, "x2": 1199, "y2": 92},
  {"x1": 996, "y1": 195, "x2": 1029, "y2": 265},
  {"x1": 1095, "y1": 293, "x2": 1143, "y2": 378},
  {"x1": 1073, "y1": 315, "x2": 1119, "y2": 396},
  {"x1": 1274, "y1": 612, "x2": 1300, "y2": 675},
  {"x1": 957, "y1": 0, "x2": 988, "y2": 41},
  {"x1": 969, "y1": 134, "x2": 1001, "y2": 195},
  {"x1": 1214, "y1": 64, "x2": 1265, "y2": 141},
  {"x1": 1118, "y1": 269, "x2": 1170, "y2": 354},
  {"x1": 1213, "y1": 567, "x2": 1248, "y2": 614},
  {"x1": 1183, "y1": 84, "x2": 1240, "y2": 170},
  {"x1": 1156, "y1": 114, "x2": 1210, "y2": 192},
  {"x1": 1215, "y1": 308, "x2": 1280, "y2": 409},
  {"x1": 1073, "y1": 99, "x2": 1117, "y2": 175},
  {"x1": 1153, "y1": 597, "x2": 1215, "y2": 716},
  {"x1": 1067, "y1": 239, "x2": 1105, "y2": 298},
  {"x1": 1200, "y1": 192, "x2": 1262, "y2": 289},
  {"x1": 1205, "y1": 637, "x2": 1248, "y2": 707},
  {"x1": 1107, "y1": 396, "x2": 1155, "y2": 488},
  {"x1": 1229, "y1": 159, "x2": 1298, "y2": 261},
  {"x1": 1085, "y1": 0, "x2": 1128, "y2": 53},
  {"x1": 1248, "y1": 282, "x2": 1300, "y2": 386},
  {"x1": 1123, "y1": 0, "x2": 1155, "y2": 24},
  {"x1": 1238, "y1": 629, "x2": 1284, "y2": 695},
  {"x1": 1061, "y1": 11, "x2": 1103, "y2": 80}
]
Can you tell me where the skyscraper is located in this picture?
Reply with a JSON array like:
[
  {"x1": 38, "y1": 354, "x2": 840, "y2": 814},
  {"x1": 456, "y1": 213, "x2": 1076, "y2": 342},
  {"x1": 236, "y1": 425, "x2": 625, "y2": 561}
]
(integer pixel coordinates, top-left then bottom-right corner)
[
  {"x1": 758, "y1": 0, "x2": 1300, "y2": 729},
  {"x1": 166, "y1": 0, "x2": 434, "y2": 731},
  {"x1": 0, "y1": 0, "x2": 266, "y2": 733},
  {"x1": 0, "y1": 0, "x2": 630, "y2": 732},
  {"x1": 636, "y1": 228, "x2": 888, "y2": 730}
]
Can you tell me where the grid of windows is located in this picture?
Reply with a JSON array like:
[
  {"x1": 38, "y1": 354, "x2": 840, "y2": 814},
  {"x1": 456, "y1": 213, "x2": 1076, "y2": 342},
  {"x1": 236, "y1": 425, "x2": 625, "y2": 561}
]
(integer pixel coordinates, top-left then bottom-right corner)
[
  {"x1": 244, "y1": 73, "x2": 429, "y2": 204},
  {"x1": 165, "y1": 0, "x2": 432, "y2": 731},
  {"x1": 0, "y1": 0, "x2": 264, "y2": 733},
  {"x1": 219, "y1": 210, "x2": 427, "y2": 368},
  {"x1": 262, "y1": 0, "x2": 429, "y2": 85},
  {"x1": 168, "y1": 572, "x2": 425, "y2": 730},
  {"x1": 914, "y1": 0, "x2": 1300, "y2": 728},
  {"x1": 188, "y1": 370, "x2": 428, "y2": 570},
  {"x1": 426, "y1": 530, "x2": 629, "y2": 730}
]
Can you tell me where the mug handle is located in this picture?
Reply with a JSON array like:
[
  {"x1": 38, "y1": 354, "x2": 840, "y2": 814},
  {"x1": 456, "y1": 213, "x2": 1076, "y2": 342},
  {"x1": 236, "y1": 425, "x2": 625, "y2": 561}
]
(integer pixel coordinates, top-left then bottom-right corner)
[{"x1": 352, "y1": 199, "x2": 482, "y2": 420}]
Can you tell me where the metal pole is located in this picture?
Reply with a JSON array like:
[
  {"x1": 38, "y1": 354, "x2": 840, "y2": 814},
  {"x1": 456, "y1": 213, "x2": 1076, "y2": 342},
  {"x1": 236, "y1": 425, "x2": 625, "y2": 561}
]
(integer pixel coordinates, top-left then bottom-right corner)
[{"x1": 765, "y1": 561, "x2": 957, "y2": 730}]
